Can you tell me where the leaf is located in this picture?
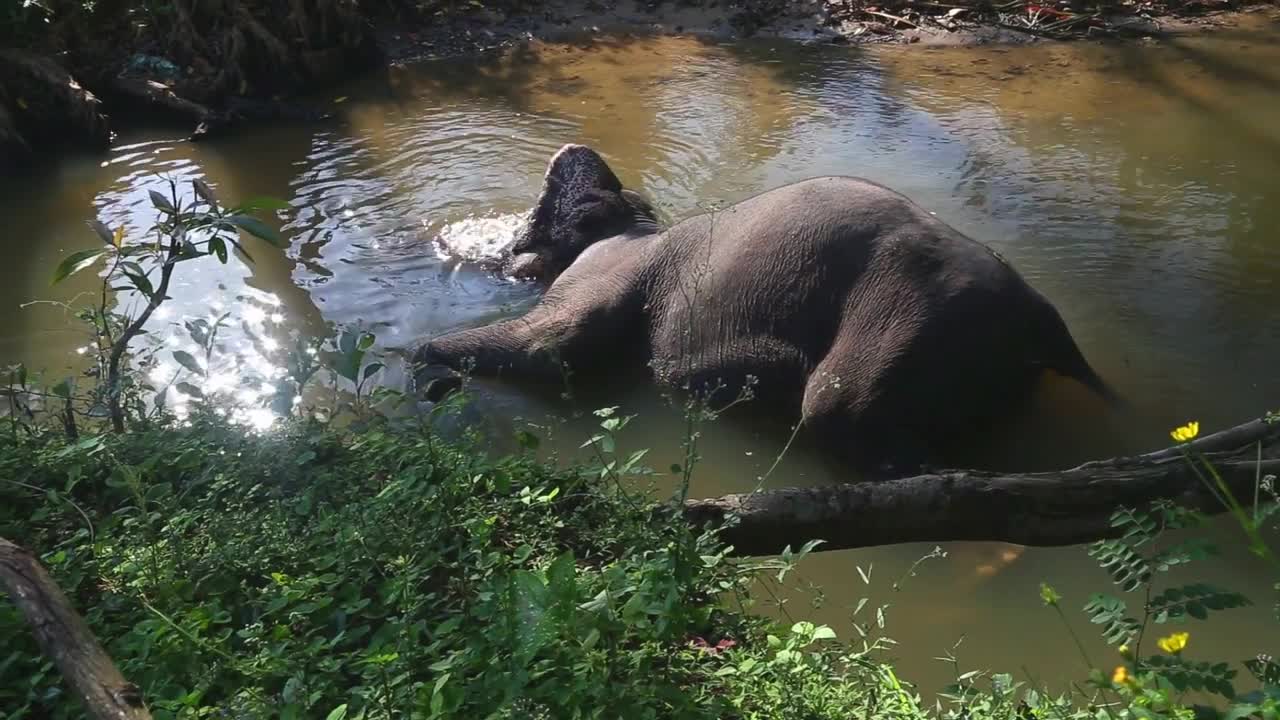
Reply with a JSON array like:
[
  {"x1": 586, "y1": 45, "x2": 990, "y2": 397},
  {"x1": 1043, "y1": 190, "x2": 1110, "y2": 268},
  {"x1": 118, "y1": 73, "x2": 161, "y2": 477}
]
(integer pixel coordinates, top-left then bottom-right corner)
[
  {"x1": 209, "y1": 235, "x2": 228, "y2": 264},
  {"x1": 149, "y1": 190, "x2": 175, "y2": 214},
  {"x1": 226, "y1": 214, "x2": 284, "y2": 247},
  {"x1": 1083, "y1": 593, "x2": 1141, "y2": 644},
  {"x1": 173, "y1": 351, "x2": 204, "y2": 377},
  {"x1": 546, "y1": 551, "x2": 577, "y2": 604},
  {"x1": 176, "y1": 382, "x2": 204, "y2": 399},
  {"x1": 1243, "y1": 656, "x2": 1280, "y2": 685},
  {"x1": 621, "y1": 448, "x2": 649, "y2": 474},
  {"x1": 324, "y1": 704, "x2": 348, "y2": 720},
  {"x1": 1225, "y1": 705, "x2": 1263, "y2": 720},
  {"x1": 812, "y1": 625, "x2": 837, "y2": 641},
  {"x1": 1088, "y1": 538, "x2": 1151, "y2": 592},
  {"x1": 52, "y1": 248, "x2": 106, "y2": 285},
  {"x1": 357, "y1": 332, "x2": 375, "y2": 351},
  {"x1": 338, "y1": 328, "x2": 358, "y2": 357},
  {"x1": 88, "y1": 219, "x2": 113, "y2": 245},
  {"x1": 1151, "y1": 583, "x2": 1251, "y2": 623},
  {"x1": 192, "y1": 178, "x2": 218, "y2": 208},
  {"x1": 515, "y1": 430, "x2": 540, "y2": 450},
  {"x1": 1145, "y1": 655, "x2": 1238, "y2": 699},
  {"x1": 1153, "y1": 538, "x2": 1219, "y2": 571},
  {"x1": 50, "y1": 378, "x2": 73, "y2": 399},
  {"x1": 512, "y1": 571, "x2": 553, "y2": 663},
  {"x1": 856, "y1": 565, "x2": 872, "y2": 585},
  {"x1": 123, "y1": 269, "x2": 154, "y2": 300},
  {"x1": 1108, "y1": 506, "x2": 1159, "y2": 547}
]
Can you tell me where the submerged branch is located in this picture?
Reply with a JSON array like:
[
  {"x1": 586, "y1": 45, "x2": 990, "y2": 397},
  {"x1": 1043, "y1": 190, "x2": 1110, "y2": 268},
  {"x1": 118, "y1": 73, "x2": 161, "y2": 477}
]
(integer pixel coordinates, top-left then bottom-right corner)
[
  {"x1": 0, "y1": 537, "x2": 153, "y2": 720},
  {"x1": 684, "y1": 417, "x2": 1280, "y2": 556}
]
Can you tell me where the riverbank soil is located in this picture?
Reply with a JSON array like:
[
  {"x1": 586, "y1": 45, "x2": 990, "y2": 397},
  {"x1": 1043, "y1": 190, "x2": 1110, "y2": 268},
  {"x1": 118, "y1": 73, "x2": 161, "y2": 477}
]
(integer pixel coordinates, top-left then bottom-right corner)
[{"x1": 1, "y1": 0, "x2": 1275, "y2": 171}]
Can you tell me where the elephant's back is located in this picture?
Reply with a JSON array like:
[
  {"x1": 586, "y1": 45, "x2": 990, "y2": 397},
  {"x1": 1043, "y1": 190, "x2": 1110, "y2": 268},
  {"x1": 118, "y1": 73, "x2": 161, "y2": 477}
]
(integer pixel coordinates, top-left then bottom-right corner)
[
  {"x1": 644, "y1": 178, "x2": 938, "y2": 377},
  {"x1": 644, "y1": 175, "x2": 1045, "y2": 379},
  {"x1": 656, "y1": 175, "x2": 1020, "y2": 297}
]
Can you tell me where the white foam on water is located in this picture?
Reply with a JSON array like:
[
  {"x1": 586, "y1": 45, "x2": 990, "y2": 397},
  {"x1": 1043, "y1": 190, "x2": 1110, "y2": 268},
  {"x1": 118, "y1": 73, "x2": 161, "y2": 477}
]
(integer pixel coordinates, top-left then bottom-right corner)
[{"x1": 431, "y1": 212, "x2": 527, "y2": 263}]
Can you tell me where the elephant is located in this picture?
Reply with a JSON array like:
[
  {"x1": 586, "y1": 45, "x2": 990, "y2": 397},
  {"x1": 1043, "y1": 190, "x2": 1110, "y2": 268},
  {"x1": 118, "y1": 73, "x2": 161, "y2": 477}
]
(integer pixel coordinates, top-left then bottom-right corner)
[{"x1": 411, "y1": 144, "x2": 1121, "y2": 474}]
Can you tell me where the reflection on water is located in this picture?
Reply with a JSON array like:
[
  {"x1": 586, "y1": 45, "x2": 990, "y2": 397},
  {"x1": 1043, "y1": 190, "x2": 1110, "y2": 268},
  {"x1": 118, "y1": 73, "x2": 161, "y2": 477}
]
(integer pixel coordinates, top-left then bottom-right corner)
[{"x1": 3, "y1": 16, "x2": 1280, "y2": 694}]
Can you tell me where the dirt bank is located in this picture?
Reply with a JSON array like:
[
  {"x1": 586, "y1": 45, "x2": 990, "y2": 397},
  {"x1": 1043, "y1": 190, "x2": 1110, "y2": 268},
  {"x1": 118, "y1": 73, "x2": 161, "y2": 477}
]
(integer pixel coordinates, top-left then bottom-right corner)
[
  {"x1": 1, "y1": 0, "x2": 1275, "y2": 174},
  {"x1": 377, "y1": 0, "x2": 1280, "y2": 64}
]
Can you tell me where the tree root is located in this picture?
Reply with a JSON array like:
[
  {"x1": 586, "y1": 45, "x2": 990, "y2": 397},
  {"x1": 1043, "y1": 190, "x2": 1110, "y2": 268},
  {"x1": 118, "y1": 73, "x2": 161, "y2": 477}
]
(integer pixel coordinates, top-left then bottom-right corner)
[{"x1": 0, "y1": 48, "x2": 110, "y2": 165}]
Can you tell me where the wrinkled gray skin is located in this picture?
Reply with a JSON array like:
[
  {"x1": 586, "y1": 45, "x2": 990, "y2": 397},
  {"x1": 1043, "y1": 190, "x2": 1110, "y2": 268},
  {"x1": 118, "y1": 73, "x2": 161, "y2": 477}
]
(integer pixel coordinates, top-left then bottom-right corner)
[{"x1": 413, "y1": 144, "x2": 1120, "y2": 474}]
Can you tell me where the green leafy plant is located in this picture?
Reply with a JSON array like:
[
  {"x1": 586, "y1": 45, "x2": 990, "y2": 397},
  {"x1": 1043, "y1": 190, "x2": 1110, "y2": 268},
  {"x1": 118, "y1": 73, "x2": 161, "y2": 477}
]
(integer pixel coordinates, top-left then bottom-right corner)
[
  {"x1": 47, "y1": 176, "x2": 283, "y2": 433},
  {"x1": 1037, "y1": 421, "x2": 1280, "y2": 719}
]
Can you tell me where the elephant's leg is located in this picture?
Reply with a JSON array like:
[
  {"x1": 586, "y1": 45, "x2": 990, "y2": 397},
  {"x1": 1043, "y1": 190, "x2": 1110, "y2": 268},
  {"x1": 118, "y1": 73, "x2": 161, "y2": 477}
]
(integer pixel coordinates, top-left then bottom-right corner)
[
  {"x1": 798, "y1": 344, "x2": 933, "y2": 477},
  {"x1": 653, "y1": 335, "x2": 814, "y2": 412},
  {"x1": 412, "y1": 291, "x2": 643, "y2": 395}
]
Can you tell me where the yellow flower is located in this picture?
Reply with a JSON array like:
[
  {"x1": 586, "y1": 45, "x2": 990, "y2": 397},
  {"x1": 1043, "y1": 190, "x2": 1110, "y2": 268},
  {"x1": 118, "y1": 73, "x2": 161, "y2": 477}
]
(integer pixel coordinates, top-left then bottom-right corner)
[
  {"x1": 1112, "y1": 665, "x2": 1129, "y2": 685},
  {"x1": 1118, "y1": 643, "x2": 1132, "y2": 659},
  {"x1": 1157, "y1": 631, "x2": 1189, "y2": 655},
  {"x1": 1170, "y1": 421, "x2": 1200, "y2": 443}
]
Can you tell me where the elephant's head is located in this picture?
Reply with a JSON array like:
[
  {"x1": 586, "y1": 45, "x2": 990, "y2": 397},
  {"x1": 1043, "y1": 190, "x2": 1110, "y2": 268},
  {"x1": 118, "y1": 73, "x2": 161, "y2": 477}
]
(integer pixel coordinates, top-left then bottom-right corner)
[{"x1": 507, "y1": 144, "x2": 657, "y2": 280}]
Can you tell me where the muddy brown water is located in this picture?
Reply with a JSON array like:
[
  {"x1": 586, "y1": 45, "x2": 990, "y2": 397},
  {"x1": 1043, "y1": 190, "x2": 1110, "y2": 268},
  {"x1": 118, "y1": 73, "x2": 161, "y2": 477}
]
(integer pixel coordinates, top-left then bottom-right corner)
[{"x1": 3, "y1": 17, "x2": 1279, "y2": 696}]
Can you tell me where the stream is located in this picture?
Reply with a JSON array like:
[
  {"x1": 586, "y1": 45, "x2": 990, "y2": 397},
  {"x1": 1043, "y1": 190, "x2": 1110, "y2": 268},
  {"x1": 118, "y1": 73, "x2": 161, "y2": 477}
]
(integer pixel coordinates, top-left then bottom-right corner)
[{"x1": 3, "y1": 16, "x2": 1279, "y2": 694}]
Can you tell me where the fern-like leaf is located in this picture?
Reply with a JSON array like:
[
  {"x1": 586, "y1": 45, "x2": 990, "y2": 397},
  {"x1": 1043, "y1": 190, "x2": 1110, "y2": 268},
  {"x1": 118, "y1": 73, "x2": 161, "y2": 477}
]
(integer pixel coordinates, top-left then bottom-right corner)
[
  {"x1": 1144, "y1": 655, "x2": 1237, "y2": 699},
  {"x1": 1084, "y1": 594, "x2": 1141, "y2": 645},
  {"x1": 1152, "y1": 538, "x2": 1219, "y2": 572},
  {"x1": 1244, "y1": 654, "x2": 1280, "y2": 686},
  {"x1": 1150, "y1": 583, "x2": 1252, "y2": 623},
  {"x1": 1109, "y1": 506, "x2": 1160, "y2": 547},
  {"x1": 1151, "y1": 499, "x2": 1208, "y2": 532},
  {"x1": 1088, "y1": 539, "x2": 1152, "y2": 592}
]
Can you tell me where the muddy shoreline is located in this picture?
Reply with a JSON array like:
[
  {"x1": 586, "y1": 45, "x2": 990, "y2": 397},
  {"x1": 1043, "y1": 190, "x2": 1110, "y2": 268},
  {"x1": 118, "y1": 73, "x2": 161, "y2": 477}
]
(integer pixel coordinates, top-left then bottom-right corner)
[
  {"x1": 376, "y1": 0, "x2": 1277, "y2": 64},
  {"x1": 1, "y1": 0, "x2": 1275, "y2": 174}
]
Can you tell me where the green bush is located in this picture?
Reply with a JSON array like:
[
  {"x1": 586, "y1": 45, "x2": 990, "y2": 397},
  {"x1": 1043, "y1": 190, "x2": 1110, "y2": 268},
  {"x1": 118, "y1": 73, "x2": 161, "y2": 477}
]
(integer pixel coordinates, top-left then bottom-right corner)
[{"x1": 0, "y1": 414, "x2": 854, "y2": 719}]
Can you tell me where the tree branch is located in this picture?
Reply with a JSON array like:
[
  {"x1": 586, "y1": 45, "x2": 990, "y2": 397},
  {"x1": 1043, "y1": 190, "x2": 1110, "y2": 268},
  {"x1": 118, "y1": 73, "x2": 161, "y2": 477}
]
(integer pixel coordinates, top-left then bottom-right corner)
[
  {"x1": 684, "y1": 418, "x2": 1280, "y2": 556},
  {"x1": 106, "y1": 228, "x2": 179, "y2": 433},
  {"x1": 0, "y1": 536, "x2": 152, "y2": 720}
]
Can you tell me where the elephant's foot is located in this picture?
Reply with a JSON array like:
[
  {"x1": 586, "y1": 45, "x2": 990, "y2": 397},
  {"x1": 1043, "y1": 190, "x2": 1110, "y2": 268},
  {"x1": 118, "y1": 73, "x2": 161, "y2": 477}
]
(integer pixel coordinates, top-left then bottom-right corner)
[{"x1": 413, "y1": 363, "x2": 464, "y2": 403}]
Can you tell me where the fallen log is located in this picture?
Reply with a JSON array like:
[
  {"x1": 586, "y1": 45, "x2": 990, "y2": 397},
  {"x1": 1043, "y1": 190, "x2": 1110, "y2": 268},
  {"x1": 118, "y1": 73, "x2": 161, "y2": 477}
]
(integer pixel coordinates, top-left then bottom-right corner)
[
  {"x1": 0, "y1": 536, "x2": 152, "y2": 720},
  {"x1": 110, "y1": 76, "x2": 213, "y2": 125},
  {"x1": 684, "y1": 417, "x2": 1280, "y2": 557}
]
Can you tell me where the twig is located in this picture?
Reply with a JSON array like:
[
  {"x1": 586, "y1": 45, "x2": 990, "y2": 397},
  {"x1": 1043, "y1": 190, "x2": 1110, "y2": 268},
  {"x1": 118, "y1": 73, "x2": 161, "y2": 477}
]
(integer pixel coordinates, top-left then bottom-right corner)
[
  {"x1": 863, "y1": 8, "x2": 924, "y2": 26},
  {"x1": 905, "y1": 1, "x2": 979, "y2": 8},
  {"x1": 1, "y1": 479, "x2": 96, "y2": 544}
]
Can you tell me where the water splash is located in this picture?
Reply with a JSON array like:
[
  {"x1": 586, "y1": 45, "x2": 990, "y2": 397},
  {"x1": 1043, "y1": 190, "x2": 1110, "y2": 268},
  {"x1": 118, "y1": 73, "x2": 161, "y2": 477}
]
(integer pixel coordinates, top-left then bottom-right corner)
[{"x1": 431, "y1": 212, "x2": 528, "y2": 264}]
